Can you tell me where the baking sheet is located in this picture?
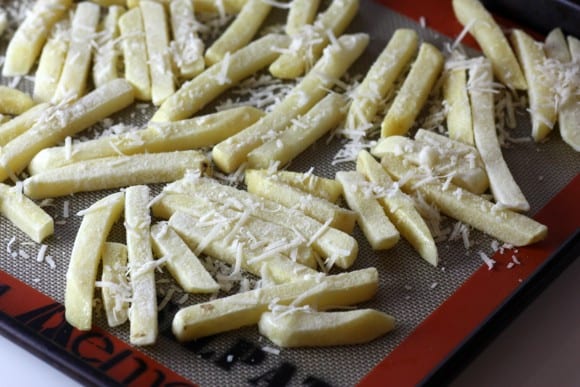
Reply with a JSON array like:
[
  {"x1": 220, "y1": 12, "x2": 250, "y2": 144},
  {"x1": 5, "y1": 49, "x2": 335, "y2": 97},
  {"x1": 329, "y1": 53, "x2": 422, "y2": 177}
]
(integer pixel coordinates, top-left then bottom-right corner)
[{"x1": 0, "y1": 0, "x2": 579, "y2": 385}]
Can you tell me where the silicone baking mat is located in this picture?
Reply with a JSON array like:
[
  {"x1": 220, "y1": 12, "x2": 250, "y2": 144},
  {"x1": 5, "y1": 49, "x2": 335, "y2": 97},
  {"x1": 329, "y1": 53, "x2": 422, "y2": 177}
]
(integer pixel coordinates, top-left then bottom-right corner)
[{"x1": 0, "y1": 0, "x2": 579, "y2": 385}]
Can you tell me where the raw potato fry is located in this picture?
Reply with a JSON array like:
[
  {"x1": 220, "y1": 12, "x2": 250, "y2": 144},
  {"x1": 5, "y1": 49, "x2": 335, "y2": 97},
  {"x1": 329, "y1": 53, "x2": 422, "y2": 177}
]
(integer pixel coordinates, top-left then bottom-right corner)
[
  {"x1": 0, "y1": 103, "x2": 50, "y2": 146},
  {"x1": 213, "y1": 33, "x2": 369, "y2": 173},
  {"x1": 452, "y1": 0, "x2": 527, "y2": 90},
  {"x1": 169, "y1": 0, "x2": 205, "y2": 79},
  {"x1": 93, "y1": 6, "x2": 125, "y2": 88},
  {"x1": 119, "y1": 7, "x2": 151, "y2": 101},
  {"x1": 0, "y1": 79, "x2": 134, "y2": 182},
  {"x1": 259, "y1": 309, "x2": 395, "y2": 348},
  {"x1": 559, "y1": 99, "x2": 580, "y2": 152},
  {"x1": 152, "y1": 34, "x2": 291, "y2": 122},
  {"x1": 34, "y1": 20, "x2": 70, "y2": 102},
  {"x1": 0, "y1": 87, "x2": 35, "y2": 115},
  {"x1": 247, "y1": 93, "x2": 348, "y2": 169},
  {"x1": 125, "y1": 185, "x2": 157, "y2": 346},
  {"x1": 2, "y1": 0, "x2": 73, "y2": 76},
  {"x1": 544, "y1": 28, "x2": 571, "y2": 63},
  {"x1": 381, "y1": 43, "x2": 443, "y2": 137},
  {"x1": 382, "y1": 153, "x2": 547, "y2": 246},
  {"x1": 444, "y1": 67, "x2": 474, "y2": 145},
  {"x1": 28, "y1": 106, "x2": 263, "y2": 174},
  {"x1": 285, "y1": 0, "x2": 320, "y2": 36},
  {"x1": 511, "y1": 29, "x2": 557, "y2": 142},
  {"x1": 0, "y1": 183, "x2": 54, "y2": 243},
  {"x1": 204, "y1": 0, "x2": 272, "y2": 66},
  {"x1": 150, "y1": 222, "x2": 220, "y2": 293},
  {"x1": 346, "y1": 28, "x2": 418, "y2": 131},
  {"x1": 568, "y1": 36, "x2": 580, "y2": 60},
  {"x1": 336, "y1": 171, "x2": 399, "y2": 250},
  {"x1": 140, "y1": 1, "x2": 175, "y2": 105},
  {"x1": 269, "y1": 0, "x2": 359, "y2": 79},
  {"x1": 468, "y1": 58, "x2": 529, "y2": 211},
  {"x1": 270, "y1": 170, "x2": 343, "y2": 204},
  {"x1": 191, "y1": 0, "x2": 247, "y2": 13},
  {"x1": 172, "y1": 267, "x2": 378, "y2": 341},
  {"x1": 100, "y1": 242, "x2": 130, "y2": 327},
  {"x1": 53, "y1": 2, "x2": 100, "y2": 102},
  {"x1": 245, "y1": 169, "x2": 357, "y2": 233},
  {"x1": 23, "y1": 150, "x2": 209, "y2": 198},
  {"x1": 92, "y1": 0, "x2": 126, "y2": 5},
  {"x1": 356, "y1": 151, "x2": 438, "y2": 266},
  {"x1": 65, "y1": 192, "x2": 125, "y2": 330}
]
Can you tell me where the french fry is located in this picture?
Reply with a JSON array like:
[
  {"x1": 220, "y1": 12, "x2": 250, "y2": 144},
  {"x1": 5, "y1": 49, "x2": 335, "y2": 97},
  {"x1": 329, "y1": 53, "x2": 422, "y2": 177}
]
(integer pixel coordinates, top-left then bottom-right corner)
[
  {"x1": 468, "y1": 58, "x2": 529, "y2": 211},
  {"x1": 245, "y1": 168, "x2": 357, "y2": 233},
  {"x1": 2, "y1": 0, "x2": 72, "y2": 76},
  {"x1": 0, "y1": 103, "x2": 50, "y2": 146},
  {"x1": 356, "y1": 151, "x2": 438, "y2": 266},
  {"x1": 151, "y1": 33, "x2": 290, "y2": 122},
  {"x1": 34, "y1": 19, "x2": 70, "y2": 102},
  {"x1": 125, "y1": 185, "x2": 157, "y2": 346},
  {"x1": 0, "y1": 87, "x2": 35, "y2": 115},
  {"x1": 53, "y1": 2, "x2": 101, "y2": 102},
  {"x1": 544, "y1": 28, "x2": 571, "y2": 63},
  {"x1": 381, "y1": 153, "x2": 547, "y2": 246},
  {"x1": 23, "y1": 150, "x2": 209, "y2": 198},
  {"x1": 381, "y1": 43, "x2": 444, "y2": 137},
  {"x1": 100, "y1": 242, "x2": 130, "y2": 327},
  {"x1": 568, "y1": 36, "x2": 580, "y2": 60},
  {"x1": 119, "y1": 7, "x2": 151, "y2": 101},
  {"x1": 28, "y1": 106, "x2": 263, "y2": 174},
  {"x1": 169, "y1": 0, "x2": 205, "y2": 79},
  {"x1": 140, "y1": 1, "x2": 175, "y2": 105},
  {"x1": 93, "y1": 6, "x2": 125, "y2": 88},
  {"x1": 443, "y1": 67, "x2": 474, "y2": 145},
  {"x1": 172, "y1": 267, "x2": 378, "y2": 341},
  {"x1": 0, "y1": 183, "x2": 54, "y2": 243},
  {"x1": 259, "y1": 309, "x2": 395, "y2": 348},
  {"x1": 213, "y1": 33, "x2": 369, "y2": 173},
  {"x1": 269, "y1": 170, "x2": 343, "y2": 204},
  {"x1": 204, "y1": 0, "x2": 272, "y2": 66},
  {"x1": 151, "y1": 222, "x2": 220, "y2": 293},
  {"x1": 92, "y1": 0, "x2": 126, "y2": 5},
  {"x1": 192, "y1": 0, "x2": 247, "y2": 13},
  {"x1": 247, "y1": 93, "x2": 348, "y2": 169},
  {"x1": 65, "y1": 191, "x2": 125, "y2": 330},
  {"x1": 269, "y1": 0, "x2": 359, "y2": 79},
  {"x1": 285, "y1": 0, "x2": 320, "y2": 36},
  {"x1": 511, "y1": 29, "x2": 557, "y2": 142},
  {"x1": 345, "y1": 28, "x2": 418, "y2": 131},
  {"x1": 452, "y1": 0, "x2": 527, "y2": 90},
  {"x1": 0, "y1": 79, "x2": 134, "y2": 182},
  {"x1": 336, "y1": 171, "x2": 399, "y2": 250}
]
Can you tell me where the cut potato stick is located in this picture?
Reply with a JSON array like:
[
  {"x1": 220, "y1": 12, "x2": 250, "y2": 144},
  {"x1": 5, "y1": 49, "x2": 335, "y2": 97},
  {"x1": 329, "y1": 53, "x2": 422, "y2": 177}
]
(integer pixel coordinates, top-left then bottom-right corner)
[
  {"x1": 140, "y1": 1, "x2": 175, "y2": 105},
  {"x1": 269, "y1": 170, "x2": 343, "y2": 204},
  {"x1": 125, "y1": 185, "x2": 157, "y2": 346},
  {"x1": 346, "y1": 28, "x2": 418, "y2": 131},
  {"x1": 53, "y1": 2, "x2": 100, "y2": 102},
  {"x1": 100, "y1": 242, "x2": 130, "y2": 328},
  {"x1": 544, "y1": 28, "x2": 571, "y2": 63},
  {"x1": 444, "y1": 67, "x2": 474, "y2": 145},
  {"x1": 151, "y1": 222, "x2": 219, "y2": 293},
  {"x1": 568, "y1": 36, "x2": 580, "y2": 60},
  {"x1": 511, "y1": 29, "x2": 557, "y2": 142},
  {"x1": 28, "y1": 106, "x2": 263, "y2": 174},
  {"x1": 34, "y1": 19, "x2": 70, "y2": 102},
  {"x1": 381, "y1": 43, "x2": 444, "y2": 137},
  {"x1": 93, "y1": 6, "x2": 125, "y2": 88},
  {"x1": 0, "y1": 103, "x2": 50, "y2": 146},
  {"x1": 0, "y1": 79, "x2": 134, "y2": 182},
  {"x1": 192, "y1": 0, "x2": 247, "y2": 13},
  {"x1": 247, "y1": 93, "x2": 348, "y2": 169},
  {"x1": 382, "y1": 153, "x2": 547, "y2": 246},
  {"x1": 93, "y1": 0, "x2": 126, "y2": 5},
  {"x1": 65, "y1": 192, "x2": 125, "y2": 330},
  {"x1": 468, "y1": 58, "x2": 529, "y2": 211},
  {"x1": 2, "y1": 0, "x2": 72, "y2": 76},
  {"x1": 163, "y1": 176, "x2": 359, "y2": 269},
  {"x1": 0, "y1": 183, "x2": 54, "y2": 243},
  {"x1": 0, "y1": 87, "x2": 35, "y2": 115},
  {"x1": 259, "y1": 309, "x2": 395, "y2": 348},
  {"x1": 269, "y1": 0, "x2": 359, "y2": 79},
  {"x1": 152, "y1": 33, "x2": 290, "y2": 122},
  {"x1": 204, "y1": 0, "x2": 272, "y2": 66},
  {"x1": 356, "y1": 151, "x2": 438, "y2": 266},
  {"x1": 336, "y1": 171, "x2": 399, "y2": 250},
  {"x1": 285, "y1": 0, "x2": 320, "y2": 36},
  {"x1": 169, "y1": 0, "x2": 205, "y2": 79},
  {"x1": 452, "y1": 0, "x2": 526, "y2": 90},
  {"x1": 172, "y1": 267, "x2": 378, "y2": 341},
  {"x1": 245, "y1": 168, "x2": 356, "y2": 233},
  {"x1": 559, "y1": 99, "x2": 580, "y2": 152},
  {"x1": 213, "y1": 33, "x2": 369, "y2": 173},
  {"x1": 119, "y1": 7, "x2": 151, "y2": 101},
  {"x1": 23, "y1": 150, "x2": 209, "y2": 198}
]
